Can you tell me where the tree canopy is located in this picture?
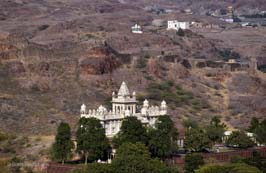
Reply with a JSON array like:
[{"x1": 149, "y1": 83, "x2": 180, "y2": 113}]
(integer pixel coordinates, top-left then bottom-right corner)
[
  {"x1": 226, "y1": 131, "x2": 255, "y2": 149},
  {"x1": 253, "y1": 118, "x2": 266, "y2": 145},
  {"x1": 51, "y1": 122, "x2": 73, "y2": 164},
  {"x1": 76, "y1": 117, "x2": 110, "y2": 164},
  {"x1": 112, "y1": 142, "x2": 177, "y2": 173},
  {"x1": 185, "y1": 127, "x2": 211, "y2": 152},
  {"x1": 113, "y1": 117, "x2": 148, "y2": 148},
  {"x1": 206, "y1": 116, "x2": 226, "y2": 144},
  {"x1": 248, "y1": 117, "x2": 260, "y2": 133},
  {"x1": 184, "y1": 153, "x2": 205, "y2": 173},
  {"x1": 148, "y1": 115, "x2": 178, "y2": 159}
]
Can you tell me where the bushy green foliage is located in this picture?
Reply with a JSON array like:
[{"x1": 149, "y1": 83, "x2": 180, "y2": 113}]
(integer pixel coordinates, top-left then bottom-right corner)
[
  {"x1": 51, "y1": 122, "x2": 73, "y2": 164},
  {"x1": 195, "y1": 163, "x2": 262, "y2": 173},
  {"x1": 112, "y1": 142, "x2": 178, "y2": 173},
  {"x1": 76, "y1": 118, "x2": 110, "y2": 164},
  {"x1": 206, "y1": 116, "x2": 226, "y2": 144},
  {"x1": 75, "y1": 143, "x2": 178, "y2": 173},
  {"x1": 177, "y1": 28, "x2": 185, "y2": 37},
  {"x1": 145, "y1": 81, "x2": 209, "y2": 110},
  {"x1": 182, "y1": 119, "x2": 199, "y2": 129},
  {"x1": 258, "y1": 64, "x2": 266, "y2": 73},
  {"x1": 253, "y1": 118, "x2": 266, "y2": 145},
  {"x1": 226, "y1": 131, "x2": 255, "y2": 149},
  {"x1": 219, "y1": 48, "x2": 241, "y2": 61},
  {"x1": 184, "y1": 153, "x2": 205, "y2": 173},
  {"x1": 113, "y1": 117, "x2": 148, "y2": 148},
  {"x1": 148, "y1": 115, "x2": 179, "y2": 159},
  {"x1": 0, "y1": 131, "x2": 8, "y2": 142},
  {"x1": 136, "y1": 54, "x2": 150, "y2": 69},
  {"x1": 184, "y1": 127, "x2": 211, "y2": 152},
  {"x1": 248, "y1": 117, "x2": 260, "y2": 133}
]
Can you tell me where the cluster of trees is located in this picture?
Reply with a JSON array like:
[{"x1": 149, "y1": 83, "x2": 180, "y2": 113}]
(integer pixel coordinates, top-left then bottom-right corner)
[
  {"x1": 51, "y1": 115, "x2": 179, "y2": 172},
  {"x1": 75, "y1": 142, "x2": 178, "y2": 173},
  {"x1": 248, "y1": 117, "x2": 266, "y2": 145},
  {"x1": 184, "y1": 150, "x2": 266, "y2": 173},
  {"x1": 50, "y1": 116, "x2": 266, "y2": 173},
  {"x1": 194, "y1": 150, "x2": 266, "y2": 173},
  {"x1": 184, "y1": 116, "x2": 226, "y2": 151},
  {"x1": 113, "y1": 115, "x2": 179, "y2": 159},
  {"x1": 184, "y1": 116, "x2": 266, "y2": 151}
]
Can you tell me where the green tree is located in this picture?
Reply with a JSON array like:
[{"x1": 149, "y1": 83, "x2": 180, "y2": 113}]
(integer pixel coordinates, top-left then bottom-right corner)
[
  {"x1": 51, "y1": 122, "x2": 73, "y2": 164},
  {"x1": 112, "y1": 142, "x2": 177, "y2": 173},
  {"x1": 182, "y1": 119, "x2": 198, "y2": 129},
  {"x1": 185, "y1": 127, "x2": 211, "y2": 151},
  {"x1": 249, "y1": 117, "x2": 259, "y2": 133},
  {"x1": 226, "y1": 131, "x2": 255, "y2": 149},
  {"x1": 206, "y1": 116, "x2": 225, "y2": 144},
  {"x1": 177, "y1": 28, "x2": 185, "y2": 37},
  {"x1": 184, "y1": 153, "x2": 205, "y2": 173},
  {"x1": 113, "y1": 117, "x2": 147, "y2": 148},
  {"x1": 196, "y1": 163, "x2": 262, "y2": 173},
  {"x1": 76, "y1": 117, "x2": 110, "y2": 165},
  {"x1": 148, "y1": 115, "x2": 178, "y2": 159},
  {"x1": 253, "y1": 118, "x2": 266, "y2": 145}
]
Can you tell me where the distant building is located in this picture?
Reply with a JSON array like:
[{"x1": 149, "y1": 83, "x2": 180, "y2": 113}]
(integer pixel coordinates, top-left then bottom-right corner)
[
  {"x1": 131, "y1": 24, "x2": 143, "y2": 34},
  {"x1": 167, "y1": 20, "x2": 190, "y2": 30},
  {"x1": 220, "y1": 18, "x2": 234, "y2": 23},
  {"x1": 80, "y1": 81, "x2": 167, "y2": 138}
]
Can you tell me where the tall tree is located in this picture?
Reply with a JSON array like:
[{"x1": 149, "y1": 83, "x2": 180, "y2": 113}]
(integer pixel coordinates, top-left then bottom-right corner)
[
  {"x1": 226, "y1": 131, "x2": 255, "y2": 149},
  {"x1": 148, "y1": 115, "x2": 178, "y2": 159},
  {"x1": 254, "y1": 118, "x2": 266, "y2": 145},
  {"x1": 113, "y1": 117, "x2": 147, "y2": 148},
  {"x1": 206, "y1": 116, "x2": 226, "y2": 144},
  {"x1": 76, "y1": 117, "x2": 110, "y2": 164},
  {"x1": 51, "y1": 122, "x2": 73, "y2": 164},
  {"x1": 248, "y1": 117, "x2": 259, "y2": 133},
  {"x1": 185, "y1": 127, "x2": 211, "y2": 152},
  {"x1": 184, "y1": 153, "x2": 205, "y2": 173}
]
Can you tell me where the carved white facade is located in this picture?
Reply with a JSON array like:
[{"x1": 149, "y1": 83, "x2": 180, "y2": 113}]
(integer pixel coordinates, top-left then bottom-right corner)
[
  {"x1": 167, "y1": 20, "x2": 190, "y2": 30},
  {"x1": 80, "y1": 81, "x2": 167, "y2": 138}
]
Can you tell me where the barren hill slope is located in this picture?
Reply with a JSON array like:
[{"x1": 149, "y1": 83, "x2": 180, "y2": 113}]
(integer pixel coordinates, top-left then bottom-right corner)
[{"x1": 0, "y1": 0, "x2": 266, "y2": 136}]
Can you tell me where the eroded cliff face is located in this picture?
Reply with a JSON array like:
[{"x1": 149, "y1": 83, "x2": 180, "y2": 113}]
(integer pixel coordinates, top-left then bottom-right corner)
[{"x1": 79, "y1": 47, "x2": 121, "y2": 75}]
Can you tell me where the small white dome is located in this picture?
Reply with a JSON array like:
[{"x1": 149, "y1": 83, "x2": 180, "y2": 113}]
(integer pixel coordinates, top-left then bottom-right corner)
[
  {"x1": 98, "y1": 105, "x2": 106, "y2": 112},
  {"x1": 81, "y1": 104, "x2": 86, "y2": 112},
  {"x1": 161, "y1": 100, "x2": 167, "y2": 107},
  {"x1": 143, "y1": 99, "x2": 149, "y2": 107}
]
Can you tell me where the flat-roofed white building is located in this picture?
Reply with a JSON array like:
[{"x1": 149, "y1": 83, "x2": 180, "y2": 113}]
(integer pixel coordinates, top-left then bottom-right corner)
[
  {"x1": 131, "y1": 24, "x2": 143, "y2": 34},
  {"x1": 167, "y1": 20, "x2": 190, "y2": 30}
]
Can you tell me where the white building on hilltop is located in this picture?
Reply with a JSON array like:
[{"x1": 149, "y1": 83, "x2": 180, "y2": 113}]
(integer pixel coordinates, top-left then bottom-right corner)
[
  {"x1": 80, "y1": 81, "x2": 167, "y2": 138},
  {"x1": 131, "y1": 24, "x2": 143, "y2": 34},
  {"x1": 167, "y1": 20, "x2": 190, "y2": 30}
]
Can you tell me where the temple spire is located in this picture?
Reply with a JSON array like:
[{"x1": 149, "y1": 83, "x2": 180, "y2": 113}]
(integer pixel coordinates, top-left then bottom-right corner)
[{"x1": 118, "y1": 81, "x2": 130, "y2": 97}]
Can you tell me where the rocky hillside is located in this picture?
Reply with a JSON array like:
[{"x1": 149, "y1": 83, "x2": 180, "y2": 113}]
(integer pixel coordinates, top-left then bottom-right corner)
[{"x1": 0, "y1": 0, "x2": 266, "y2": 137}]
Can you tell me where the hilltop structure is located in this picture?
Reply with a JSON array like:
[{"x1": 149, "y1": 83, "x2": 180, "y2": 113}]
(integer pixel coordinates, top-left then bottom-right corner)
[
  {"x1": 167, "y1": 20, "x2": 190, "y2": 30},
  {"x1": 131, "y1": 24, "x2": 143, "y2": 34},
  {"x1": 80, "y1": 81, "x2": 167, "y2": 138}
]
